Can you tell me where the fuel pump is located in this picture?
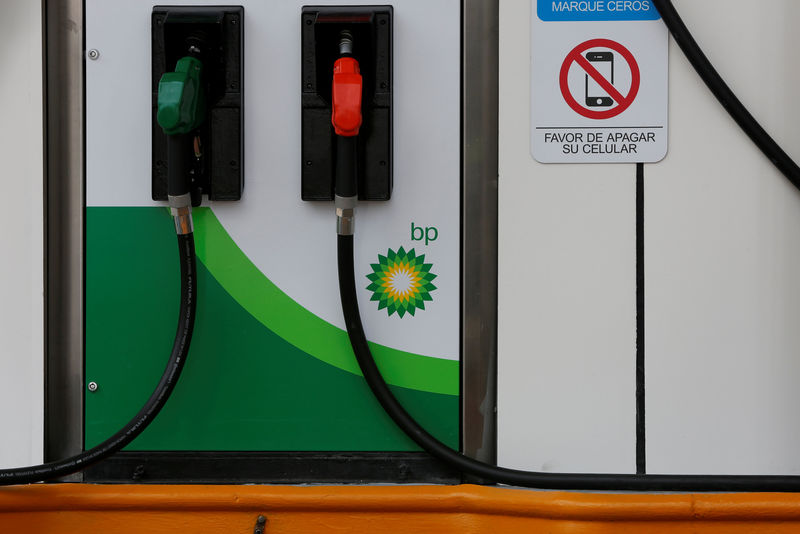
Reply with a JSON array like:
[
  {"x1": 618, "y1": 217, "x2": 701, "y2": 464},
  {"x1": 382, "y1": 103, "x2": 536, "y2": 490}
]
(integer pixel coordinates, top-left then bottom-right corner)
[
  {"x1": 158, "y1": 53, "x2": 205, "y2": 233},
  {"x1": 6, "y1": 0, "x2": 799, "y2": 493},
  {"x1": 301, "y1": 7, "x2": 392, "y2": 202},
  {"x1": 332, "y1": 31, "x2": 362, "y2": 235},
  {"x1": 151, "y1": 7, "x2": 244, "y2": 205}
]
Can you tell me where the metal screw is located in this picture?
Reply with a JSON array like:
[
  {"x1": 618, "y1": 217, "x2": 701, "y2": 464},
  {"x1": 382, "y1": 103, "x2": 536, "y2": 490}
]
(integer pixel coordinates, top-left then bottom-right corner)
[
  {"x1": 253, "y1": 515, "x2": 267, "y2": 534},
  {"x1": 132, "y1": 464, "x2": 146, "y2": 480},
  {"x1": 87, "y1": 49, "x2": 100, "y2": 60},
  {"x1": 87, "y1": 381, "x2": 98, "y2": 392}
]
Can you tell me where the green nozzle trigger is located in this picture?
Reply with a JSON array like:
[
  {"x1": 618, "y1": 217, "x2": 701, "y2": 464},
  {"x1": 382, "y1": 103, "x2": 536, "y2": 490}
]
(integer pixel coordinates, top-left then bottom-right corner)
[{"x1": 157, "y1": 56, "x2": 206, "y2": 136}]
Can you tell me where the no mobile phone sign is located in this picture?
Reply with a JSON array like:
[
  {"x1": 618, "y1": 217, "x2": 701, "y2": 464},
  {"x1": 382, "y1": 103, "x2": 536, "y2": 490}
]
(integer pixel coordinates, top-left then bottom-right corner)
[{"x1": 531, "y1": 0, "x2": 668, "y2": 163}]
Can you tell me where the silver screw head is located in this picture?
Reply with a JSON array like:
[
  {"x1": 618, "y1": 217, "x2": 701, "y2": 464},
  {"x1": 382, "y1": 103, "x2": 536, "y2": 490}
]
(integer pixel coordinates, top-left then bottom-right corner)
[
  {"x1": 87, "y1": 49, "x2": 100, "y2": 60},
  {"x1": 87, "y1": 381, "x2": 98, "y2": 392}
]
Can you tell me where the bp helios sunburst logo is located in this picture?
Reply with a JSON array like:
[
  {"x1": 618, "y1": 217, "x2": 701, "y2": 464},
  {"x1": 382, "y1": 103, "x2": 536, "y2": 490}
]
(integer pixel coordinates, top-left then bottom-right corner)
[{"x1": 366, "y1": 247, "x2": 437, "y2": 318}]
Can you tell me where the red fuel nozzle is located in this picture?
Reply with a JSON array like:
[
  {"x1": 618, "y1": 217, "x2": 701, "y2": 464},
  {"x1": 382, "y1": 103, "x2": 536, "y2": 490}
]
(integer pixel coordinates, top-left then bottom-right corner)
[{"x1": 331, "y1": 57, "x2": 362, "y2": 137}]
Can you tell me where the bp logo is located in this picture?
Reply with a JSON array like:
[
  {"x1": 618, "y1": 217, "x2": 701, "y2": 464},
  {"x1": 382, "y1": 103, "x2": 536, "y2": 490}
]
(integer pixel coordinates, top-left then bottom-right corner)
[{"x1": 366, "y1": 247, "x2": 437, "y2": 318}]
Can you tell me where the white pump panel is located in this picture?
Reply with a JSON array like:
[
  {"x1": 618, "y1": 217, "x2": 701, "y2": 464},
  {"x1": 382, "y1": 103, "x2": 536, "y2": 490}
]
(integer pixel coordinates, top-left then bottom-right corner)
[{"x1": 85, "y1": 0, "x2": 461, "y2": 364}]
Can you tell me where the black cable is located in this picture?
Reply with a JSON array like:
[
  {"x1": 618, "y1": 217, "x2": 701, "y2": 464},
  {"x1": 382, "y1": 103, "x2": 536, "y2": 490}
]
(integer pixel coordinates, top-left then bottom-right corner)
[
  {"x1": 167, "y1": 135, "x2": 193, "y2": 198},
  {"x1": 0, "y1": 232, "x2": 196, "y2": 485},
  {"x1": 651, "y1": 0, "x2": 800, "y2": 188},
  {"x1": 339, "y1": 234, "x2": 800, "y2": 491},
  {"x1": 335, "y1": 135, "x2": 358, "y2": 198}
]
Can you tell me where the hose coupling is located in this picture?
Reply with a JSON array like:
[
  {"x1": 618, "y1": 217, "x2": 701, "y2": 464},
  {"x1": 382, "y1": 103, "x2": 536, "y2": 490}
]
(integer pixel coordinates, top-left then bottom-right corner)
[
  {"x1": 339, "y1": 30, "x2": 354, "y2": 56},
  {"x1": 335, "y1": 194, "x2": 357, "y2": 235},
  {"x1": 169, "y1": 193, "x2": 194, "y2": 235}
]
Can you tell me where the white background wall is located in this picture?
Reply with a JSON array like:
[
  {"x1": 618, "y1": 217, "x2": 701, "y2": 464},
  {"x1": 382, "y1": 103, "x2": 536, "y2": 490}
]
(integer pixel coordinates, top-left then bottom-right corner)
[
  {"x1": 498, "y1": 0, "x2": 800, "y2": 475},
  {"x1": 498, "y1": 0, "x2": 637, "y2": 474},
  {"x1": 646, "y1": 0, "x2": 800, "y2": 475},
  {"x1": 0, "y1": 0, "x2": 43, "y2": 468}
]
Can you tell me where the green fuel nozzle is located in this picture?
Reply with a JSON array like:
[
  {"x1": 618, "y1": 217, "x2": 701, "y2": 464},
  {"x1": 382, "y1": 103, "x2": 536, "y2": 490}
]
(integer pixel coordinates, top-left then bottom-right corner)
[
  {"x1": 157, "y1": 56, "x2": 206, "y2": 136},
  {"x1": 157, "y1": 55, "x2": 206, "y2": 234}
]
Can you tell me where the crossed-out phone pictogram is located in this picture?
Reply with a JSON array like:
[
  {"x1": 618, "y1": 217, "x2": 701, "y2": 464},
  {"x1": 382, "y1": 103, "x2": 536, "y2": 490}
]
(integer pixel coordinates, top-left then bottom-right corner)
[{"x1": 559, "y1": 38, "x2": 640, "y2": 120}]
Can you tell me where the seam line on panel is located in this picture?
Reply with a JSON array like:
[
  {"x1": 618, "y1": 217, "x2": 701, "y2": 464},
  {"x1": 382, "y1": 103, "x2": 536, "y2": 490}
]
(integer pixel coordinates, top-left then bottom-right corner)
[{"x1": 635, "y1": 162, "x2": 646, "y2": 475}]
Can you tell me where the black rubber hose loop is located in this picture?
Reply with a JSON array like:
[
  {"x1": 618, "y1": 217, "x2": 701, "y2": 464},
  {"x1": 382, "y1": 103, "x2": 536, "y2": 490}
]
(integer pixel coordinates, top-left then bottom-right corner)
[
  {"x1": 339, "y1": 234, "x2": 800, "y2": 491},
  {"x1": 0, "y1": 233, "x2": 197, "y2": 485},
  {"x1": 334, "y1": 0, "x2": 800, "y2": 491},
  {"x1": 651, "y1": 0, "x2": 800, "y2": 188}
]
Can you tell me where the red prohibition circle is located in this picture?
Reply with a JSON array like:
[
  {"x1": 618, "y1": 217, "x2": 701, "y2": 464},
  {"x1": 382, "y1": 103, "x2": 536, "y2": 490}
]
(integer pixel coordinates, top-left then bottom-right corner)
[{"x1": 559, "y1": 38, "x2": 640, "y2": 120}]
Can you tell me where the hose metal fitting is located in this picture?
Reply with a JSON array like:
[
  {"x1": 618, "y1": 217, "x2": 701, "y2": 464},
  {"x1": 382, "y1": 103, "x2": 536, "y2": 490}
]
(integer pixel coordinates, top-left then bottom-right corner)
[
  {"x1": 335, "y1": 194, "x2": 356, "y2": 235},
  {"x1": 169, "y1": 193, "x2": 194, "y2": 235},
  {"x1": 339, "y1": 30, "x2": 354, "y2": 55}
]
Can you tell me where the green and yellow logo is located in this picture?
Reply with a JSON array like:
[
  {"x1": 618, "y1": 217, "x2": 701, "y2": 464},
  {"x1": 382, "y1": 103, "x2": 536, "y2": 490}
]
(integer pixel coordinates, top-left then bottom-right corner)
[{"x1": 366, "y1": 247, "x2": 437, "y2": 318}]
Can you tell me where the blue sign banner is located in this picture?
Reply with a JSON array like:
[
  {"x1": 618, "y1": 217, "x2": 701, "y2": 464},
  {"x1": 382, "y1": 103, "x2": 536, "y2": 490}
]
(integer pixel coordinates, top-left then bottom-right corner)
[{"x1": 538, "y1": 0, "x2": 661, "y2": 21}]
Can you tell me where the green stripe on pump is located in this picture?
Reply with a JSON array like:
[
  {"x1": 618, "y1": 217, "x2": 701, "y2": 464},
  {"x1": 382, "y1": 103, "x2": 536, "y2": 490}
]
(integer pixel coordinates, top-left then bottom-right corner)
[{"x1": 192, "y1": 209, "x2": 458, "y2": 396}]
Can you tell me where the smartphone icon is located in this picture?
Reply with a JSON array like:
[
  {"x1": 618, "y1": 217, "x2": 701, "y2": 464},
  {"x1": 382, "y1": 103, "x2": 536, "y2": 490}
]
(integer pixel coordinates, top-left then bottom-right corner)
[{"x1": 585, "y1": 51, "x2": 614, "y2": 107}]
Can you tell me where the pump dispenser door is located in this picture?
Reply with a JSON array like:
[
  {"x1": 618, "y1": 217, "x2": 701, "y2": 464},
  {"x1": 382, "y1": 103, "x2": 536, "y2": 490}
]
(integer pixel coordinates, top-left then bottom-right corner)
[
  {"x1": 301, "y1": 7, "x2": 392, "y2": 201},
  {"x1": 151, "y1": 6, "x2": 244, "y2": 205}
]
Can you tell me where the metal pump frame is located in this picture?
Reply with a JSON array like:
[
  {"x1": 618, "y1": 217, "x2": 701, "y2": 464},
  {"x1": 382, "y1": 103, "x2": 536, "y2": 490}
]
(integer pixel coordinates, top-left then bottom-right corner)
[{"x1": 44, "y1": 0, "x2": 499, "y2": 483}]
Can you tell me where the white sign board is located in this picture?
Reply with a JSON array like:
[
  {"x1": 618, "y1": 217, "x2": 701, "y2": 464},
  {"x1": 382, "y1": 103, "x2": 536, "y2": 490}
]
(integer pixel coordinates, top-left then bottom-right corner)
[{"x1": 531, "y1": 0, "x2": 668, "y2": 163}]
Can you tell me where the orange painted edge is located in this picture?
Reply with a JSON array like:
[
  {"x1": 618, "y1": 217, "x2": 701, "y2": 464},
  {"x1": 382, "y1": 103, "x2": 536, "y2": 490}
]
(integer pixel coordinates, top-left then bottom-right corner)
[{"x1": 1, "y1": 484, "x2": 800, "y2": 521}]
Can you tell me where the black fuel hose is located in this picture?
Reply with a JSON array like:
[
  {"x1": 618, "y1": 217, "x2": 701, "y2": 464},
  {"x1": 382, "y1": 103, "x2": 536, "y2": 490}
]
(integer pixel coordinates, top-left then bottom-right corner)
[
  {"x1": 339, "y1": 234, "x2": 800, "y2": 491},
  {"x1": 335, "y1": 136, "x2": 358, "y2": 198},
  {"x1": 0, "y1": 232, "x2": 196, "y2": 485},
  {"x1": 336, "y1": 0, "x2": 800, "y2": 491},
  {"x1": 168, "y1": 134, "x2": 193, "y2": 198},
  {"x1": 651, "y1": 0, "x2": 800, "y2": 187}
]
